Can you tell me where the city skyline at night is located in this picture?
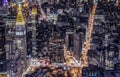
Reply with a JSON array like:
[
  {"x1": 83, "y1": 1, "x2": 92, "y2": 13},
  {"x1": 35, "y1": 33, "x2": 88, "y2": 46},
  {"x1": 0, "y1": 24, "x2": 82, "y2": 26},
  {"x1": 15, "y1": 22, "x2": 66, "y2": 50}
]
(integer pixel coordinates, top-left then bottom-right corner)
[{"x1": 0, "y1": 0, "x2": 120, "y2": 77}]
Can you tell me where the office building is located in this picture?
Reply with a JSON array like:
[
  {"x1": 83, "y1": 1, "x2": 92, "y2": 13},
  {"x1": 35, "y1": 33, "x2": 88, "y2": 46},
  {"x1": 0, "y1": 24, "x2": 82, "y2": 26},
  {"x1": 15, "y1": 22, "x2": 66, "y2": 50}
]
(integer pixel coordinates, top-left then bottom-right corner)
[
  {"x1": 73, "y1": 31, "x2": 85, "y2": 61},
  {"x1": 82, "y1": 65, "x2": 104, "y2": 77}
]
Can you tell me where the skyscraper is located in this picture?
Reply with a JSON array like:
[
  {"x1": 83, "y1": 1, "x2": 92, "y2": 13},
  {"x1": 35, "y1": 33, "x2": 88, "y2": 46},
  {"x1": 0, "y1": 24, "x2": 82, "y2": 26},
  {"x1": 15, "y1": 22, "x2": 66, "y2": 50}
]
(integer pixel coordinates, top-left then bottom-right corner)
[{"x1": 73, "y1": 31, "x2": 85, "y2": 61}]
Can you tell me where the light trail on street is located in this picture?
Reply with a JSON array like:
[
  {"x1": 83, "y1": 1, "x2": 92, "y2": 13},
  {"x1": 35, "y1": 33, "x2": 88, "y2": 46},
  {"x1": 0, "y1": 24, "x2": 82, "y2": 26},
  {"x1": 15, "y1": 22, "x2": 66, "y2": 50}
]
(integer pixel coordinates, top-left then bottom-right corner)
[{"x1": 79, "y1": 2, "x2": 97, "y2": 77}]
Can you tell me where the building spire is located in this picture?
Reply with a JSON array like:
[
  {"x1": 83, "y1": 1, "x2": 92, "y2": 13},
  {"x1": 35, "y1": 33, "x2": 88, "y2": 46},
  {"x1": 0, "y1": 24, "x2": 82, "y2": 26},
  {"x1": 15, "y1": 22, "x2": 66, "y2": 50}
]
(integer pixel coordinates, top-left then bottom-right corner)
[
  {"x1": 31, "y1": 6, "x2": 37, "y2": 15},
  {"x1": 16, "y1": 4, "x2": 25, "y2": 26}
]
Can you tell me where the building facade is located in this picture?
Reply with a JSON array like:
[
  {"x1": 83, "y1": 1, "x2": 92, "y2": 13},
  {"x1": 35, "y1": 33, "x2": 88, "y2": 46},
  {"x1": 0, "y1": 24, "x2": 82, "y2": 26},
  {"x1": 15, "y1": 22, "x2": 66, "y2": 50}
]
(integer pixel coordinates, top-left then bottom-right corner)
[
  {"x1": 0, "y1": 26, "x2": 6, "y2": 72},
  {"x1": 73, "y1": 31, "x2": 85, "y2": 61},
  {"x1": 82, "y1": 65, "x2": 104, "y2": 77}
]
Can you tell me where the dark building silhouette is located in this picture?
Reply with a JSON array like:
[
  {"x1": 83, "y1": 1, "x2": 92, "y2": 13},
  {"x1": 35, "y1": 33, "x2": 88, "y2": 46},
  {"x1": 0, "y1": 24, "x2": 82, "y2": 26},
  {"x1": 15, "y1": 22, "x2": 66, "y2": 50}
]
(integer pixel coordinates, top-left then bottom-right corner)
[{"x1": 0, "y1": 27, "x2": 6, "y2": 72}]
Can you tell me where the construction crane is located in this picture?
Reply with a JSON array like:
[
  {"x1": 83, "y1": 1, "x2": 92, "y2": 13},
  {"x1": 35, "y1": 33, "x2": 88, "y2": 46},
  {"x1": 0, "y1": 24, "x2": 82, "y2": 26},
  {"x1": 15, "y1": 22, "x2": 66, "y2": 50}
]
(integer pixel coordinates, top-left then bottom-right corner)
[{"x1": 79, "y1": 1, "x2": 97, "y2": 77}]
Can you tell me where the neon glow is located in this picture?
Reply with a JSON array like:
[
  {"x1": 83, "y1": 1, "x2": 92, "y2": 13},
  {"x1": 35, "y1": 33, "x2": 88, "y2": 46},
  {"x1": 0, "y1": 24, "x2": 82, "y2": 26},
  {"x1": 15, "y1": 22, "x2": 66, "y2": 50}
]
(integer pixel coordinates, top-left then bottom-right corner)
[{"x1": 3, "y1": 0, "x2": 7, "y2": 5}]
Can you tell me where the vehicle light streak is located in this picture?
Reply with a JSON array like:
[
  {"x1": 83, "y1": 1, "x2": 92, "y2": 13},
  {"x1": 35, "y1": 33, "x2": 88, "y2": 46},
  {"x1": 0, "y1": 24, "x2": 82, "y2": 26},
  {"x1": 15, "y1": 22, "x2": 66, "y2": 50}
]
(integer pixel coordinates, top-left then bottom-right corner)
[{"x1": 79, "y1": 3, "x2": 97, "y2": 77}]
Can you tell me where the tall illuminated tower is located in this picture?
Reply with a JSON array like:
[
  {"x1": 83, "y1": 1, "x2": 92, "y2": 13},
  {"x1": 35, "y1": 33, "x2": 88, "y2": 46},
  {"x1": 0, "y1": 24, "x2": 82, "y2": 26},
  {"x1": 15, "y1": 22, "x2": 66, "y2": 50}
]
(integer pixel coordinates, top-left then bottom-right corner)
[
  {"x1": 16, "y1": 4, "x2": 26, "y2": 36},
  {"x1": 3, "y1": 0, "x2": 8, "y2": 5}
]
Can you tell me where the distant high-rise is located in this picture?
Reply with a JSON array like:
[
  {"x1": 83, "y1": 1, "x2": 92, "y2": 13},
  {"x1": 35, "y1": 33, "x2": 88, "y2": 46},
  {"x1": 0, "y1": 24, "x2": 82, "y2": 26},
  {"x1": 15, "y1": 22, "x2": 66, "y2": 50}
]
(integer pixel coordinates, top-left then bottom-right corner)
[
  {"x1": 82, "y1": 65, "x2": 104, "y2": 77},
  {"x1": 65, "y1": 34, "x2": 74, "y2": 50},
  {"x1": 105, "y1": 44, "x2": 119, "y2": 70},
  {"x1": 10, "y1": 5, "x2": 27, "y2": 77},
  {"x1": 0, "y1": 0, "x2": 8, "y2": 6},
  {"x1": 116, "y1": 0, "x2": 119, "y2": 6}
]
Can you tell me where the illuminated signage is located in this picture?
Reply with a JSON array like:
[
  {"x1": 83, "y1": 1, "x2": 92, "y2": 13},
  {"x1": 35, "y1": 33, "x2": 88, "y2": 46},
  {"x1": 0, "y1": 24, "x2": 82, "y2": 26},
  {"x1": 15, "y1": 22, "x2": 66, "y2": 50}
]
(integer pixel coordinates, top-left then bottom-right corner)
[{"x1": 3, "y1": 0, "x2": 7, "y2": 5}]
